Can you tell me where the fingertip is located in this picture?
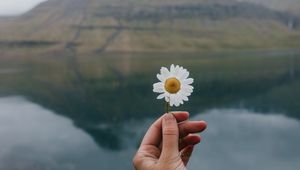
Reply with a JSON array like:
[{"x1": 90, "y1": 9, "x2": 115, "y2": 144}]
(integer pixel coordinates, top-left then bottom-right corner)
[
  {"x1": 191, "y1": 134, "x2": 201, "y2": 144},
  {"x1": 163, "y1": 112, "x2": 176, "y2": 121},
  {"x1": 199, "y1": 120, "x2": 207, "y2": 130},
  {"x1": 171, "y1": 111, "x2": 189, "y2": 122},
  {"x1": 179, "y1": 134, "x2": 201, "y2": 151},
  {"x1": 186, "y1": 134, "x2": 201, "y2": 144}
]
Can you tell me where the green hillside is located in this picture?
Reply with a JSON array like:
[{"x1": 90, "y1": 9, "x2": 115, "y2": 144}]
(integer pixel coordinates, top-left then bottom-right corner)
[
  {"x1": 0, "y1": 0, "x2": 299, "y2": 54},
  {"x1": 240, "y1": 0, "x2": 300, "y2": 15}
]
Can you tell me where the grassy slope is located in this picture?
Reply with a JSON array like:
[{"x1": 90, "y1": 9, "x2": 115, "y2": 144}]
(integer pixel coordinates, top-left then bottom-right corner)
[
  {"x1": 0, "y1": 0, "x2": 299, "y2": 54},
  {"x1": 240, "y1": 0, "x2": 300, "y2": 15}
]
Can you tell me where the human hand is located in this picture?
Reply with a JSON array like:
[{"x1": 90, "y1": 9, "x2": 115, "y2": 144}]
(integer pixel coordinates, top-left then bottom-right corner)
[{"x1": 133, "y1": 112, "x2": 207, "y2": 170}]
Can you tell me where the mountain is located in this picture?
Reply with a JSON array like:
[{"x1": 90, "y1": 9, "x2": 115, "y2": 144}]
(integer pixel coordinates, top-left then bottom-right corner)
[
  {"x1": 1, "y1": 0, "x2": 300, "y2": 150},
  {"x1": 0, "y1": 0, "x2": 300, "y2": 53},
  {"x1": 238, "y1": 0, "x2": 300, "y2": 15}
]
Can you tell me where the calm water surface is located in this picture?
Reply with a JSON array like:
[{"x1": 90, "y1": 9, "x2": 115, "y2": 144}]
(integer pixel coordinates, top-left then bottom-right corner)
[
  {"x1": 0, "y1": 51, "x2": 300, "y2": 169},
  {"x1": 0, "y1": 97, "x2": 299, "y2": 170}
]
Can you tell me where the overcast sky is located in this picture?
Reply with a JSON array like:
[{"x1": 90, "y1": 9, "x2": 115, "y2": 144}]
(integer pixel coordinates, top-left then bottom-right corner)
[{"x1": 0, "y1": 0, "x2": 47, "y2": 16}]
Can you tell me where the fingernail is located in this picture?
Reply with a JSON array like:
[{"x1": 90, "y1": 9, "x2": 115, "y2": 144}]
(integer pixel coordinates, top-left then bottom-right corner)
[{"x1": 164, "y1": 113, "x2": 176, "y2": 122}]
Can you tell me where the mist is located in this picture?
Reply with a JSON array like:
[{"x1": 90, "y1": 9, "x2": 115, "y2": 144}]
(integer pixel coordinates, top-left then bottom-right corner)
[{"x1": 0, "y1": 0, "x2": 47, "y2": 16}]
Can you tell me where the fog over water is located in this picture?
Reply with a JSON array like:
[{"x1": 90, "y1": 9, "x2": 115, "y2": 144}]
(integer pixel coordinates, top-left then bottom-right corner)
[
  {"x1": 191, "y1": 109, "x2": 300, "y2": 170},
  {"x1": 0, "y1": 0, "x2": 47, "y2": 16},
  {"x1": 0, "y1": 97, "x2": 299, "y2": 170}
]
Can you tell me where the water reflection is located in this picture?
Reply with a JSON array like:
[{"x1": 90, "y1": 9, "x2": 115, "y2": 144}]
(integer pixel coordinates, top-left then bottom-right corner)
[
  {"x1": 1, "y1": 51, "x2": 299, "y2": 125},
  {"x1": 0, "y1": 96, "x2": 136, "y2": 170},
  {"x1": 1, "y1": 97, "x2": 299, "y2": 170},
  {"x1": 191, "y1": 109, "x2": 300, "y2": 170}
]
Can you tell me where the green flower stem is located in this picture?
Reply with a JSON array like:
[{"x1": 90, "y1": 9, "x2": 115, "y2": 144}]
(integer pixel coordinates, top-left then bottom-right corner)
[{"x1": 165, "y1": 101, "x2": 171, "y2": 114}]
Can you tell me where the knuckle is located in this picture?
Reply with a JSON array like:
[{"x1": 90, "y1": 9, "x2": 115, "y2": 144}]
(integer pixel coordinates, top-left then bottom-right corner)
[
  {"x1": 179, "y1": 125, "x2": 187, "y2": 137},
  {"x1": 151, "y1": 123, "x2": 160, "y2": 131},
  {"x1": 163, "y1": 126, "x2": 178, "y2": 136},
  {"x1": 132, "y1": 155, "x2": 140, "y2": 167}
]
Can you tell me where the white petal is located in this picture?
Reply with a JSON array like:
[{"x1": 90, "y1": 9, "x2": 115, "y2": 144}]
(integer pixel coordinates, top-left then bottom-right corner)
[
  {"x1": 179, "y1": 94, "x2": 186, "y2": 104},
  {"x1": 153, "y1": 82, "x2": 164, "y2": 93},
  {"x1": 177, "y1": 97, "x2": 184, "y2": 105},
  {"x1": 176, "y1": 68, "x2": 185, "y2": 80},
  {"x1": 173, "y1": 94, "x2": 183, "y2": 107},
  {"x1": 182, "y1": 84, "x2": 193, "y2": 90},
  {"x1": 186, "y1": 84, "x2": 194, "y2": 90},
  {"x1": 169, "y1": 94, "x2": 175, "y2": 106},
  {"x1": 173, "y1": 95, "x2": 179, "y2": 106},
  {"x1": 179, "y1": 69, "x2": 189, "y2": 80},
  {"x1": 160, "y1": 67, "x2": 170, "y2": 77},
  {"x1": 170, "y1": 94, "x2": 181, "y2": 107},
  {"x1": 187, "y1": 85, "x2": 194, "y2": 92},
  {"x1": 153, "y1": 82, "x2": 163, "y2": 88},
  {"x1": 182, "y1": 78, "x2": 194, "y2": 85},
  {"x1": 165, "y1": 94, "x2": 170, "y2": 102},
  {"x1": 170, "y1": 64, "x2": 175, "y2": 73},
  {"x1": 176, "y1": 100, "x2": 183, "y2": 107},
  {"x1": 157, "y1": 74, "x2": 164, "y2": 82},
  {"x1": 153, "y1": 88, "x2": 164, "y2": 93},
  {"x1": 179, "y1": 91, "x2": 189, "y2": 101},
  {"x1": 157, "y1": 93, "x2": 165, "y2": 99},
  {"x1": 175, "y1": 98, "x2": 181, "y2": 106},
  {"x1": 173, "y1": 65, "x2": 179, "y2": 76},
  {"x1": 181, "y1": 86, "x2": 193, "y2": 93}
]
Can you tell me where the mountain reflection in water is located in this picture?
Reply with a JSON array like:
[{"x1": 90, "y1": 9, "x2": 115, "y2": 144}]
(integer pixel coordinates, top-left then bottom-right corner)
[{"x1": 0, "y1": 97, "x2": 299, "y2": 170}]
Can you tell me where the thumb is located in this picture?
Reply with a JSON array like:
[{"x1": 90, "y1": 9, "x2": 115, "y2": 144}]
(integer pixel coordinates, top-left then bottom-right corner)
[{"x1": 160, "y1": 113, "x2": 179, "y2": 160}]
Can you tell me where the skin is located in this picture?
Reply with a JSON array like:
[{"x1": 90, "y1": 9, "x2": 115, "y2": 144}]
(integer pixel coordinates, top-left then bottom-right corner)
[{"x1": 133, "y1": 112, "x2": 207, "y2": 170}]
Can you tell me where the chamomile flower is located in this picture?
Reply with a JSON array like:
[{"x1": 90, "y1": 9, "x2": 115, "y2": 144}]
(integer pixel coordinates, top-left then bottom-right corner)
[{"x1": 153, "y1": 64, "x2": 194, "y2": 107}]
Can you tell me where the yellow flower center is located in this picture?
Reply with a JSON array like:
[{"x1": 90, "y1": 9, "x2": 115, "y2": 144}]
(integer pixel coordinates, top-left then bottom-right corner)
[{"x1": 165, "y1": 77, "x2": 181, "y2": 94}]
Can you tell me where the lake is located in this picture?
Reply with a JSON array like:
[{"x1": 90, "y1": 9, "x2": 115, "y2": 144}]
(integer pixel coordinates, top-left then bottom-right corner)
[{"x1": 0, "y1": 50, "x2": 300, "y2": 170}]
